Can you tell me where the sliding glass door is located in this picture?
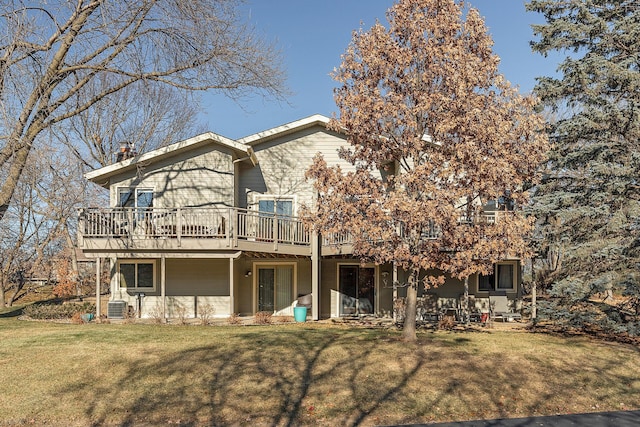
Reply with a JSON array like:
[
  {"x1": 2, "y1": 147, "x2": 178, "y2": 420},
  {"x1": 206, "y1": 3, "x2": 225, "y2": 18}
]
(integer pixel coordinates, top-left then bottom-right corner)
[
  {"x1": 339, "y1": 265, "x2": 375, "y2": 315},
  {"x1": 257, "y1": 265, "x2": 294, "y2": 314}
]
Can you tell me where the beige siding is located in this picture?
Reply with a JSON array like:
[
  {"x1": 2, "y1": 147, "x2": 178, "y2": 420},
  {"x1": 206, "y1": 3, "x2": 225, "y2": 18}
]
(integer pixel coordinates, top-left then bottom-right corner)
[
  {"x1": 239, "y1": 127, "x2": 353, "y2": 211},
  {"x1": 166, "y1": 258, "x2": 230, "y2": 296},
  {"x1": 108, "y1": 144, "x2": 234, "y2": 208},
  {"x1": 234, "y1": 257, "x2": 254, "y2": 316}
]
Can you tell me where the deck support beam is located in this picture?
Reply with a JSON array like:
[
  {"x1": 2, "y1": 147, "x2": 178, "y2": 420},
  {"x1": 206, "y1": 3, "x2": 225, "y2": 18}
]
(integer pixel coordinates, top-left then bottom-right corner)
[
  {"x1": 95, "y1": 257, "x2": 101, "y2": 318},
  {"x1": 161, "y1": 255, "x2": 166, "y2": 322},
  {"x1": 229, "y1": 257, "x2": 235, "y2": 316},
  {"x1": 311, "y1": 232, "x2": 320, "y2": 320}
]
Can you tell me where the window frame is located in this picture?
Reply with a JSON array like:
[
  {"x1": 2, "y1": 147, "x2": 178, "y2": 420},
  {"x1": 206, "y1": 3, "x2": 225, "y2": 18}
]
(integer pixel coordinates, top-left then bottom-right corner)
[
  {"x1": 117, "y1": 260, "x2": 156, "y2": 291},
  {"x1": 336, "y1": 262, "x2": 378, "y2": 316},
  {"x1": 476, "y1": 261, "x2": 518, "y2": 293},
  {"x1": 252, "y1": 262, "x2": 298, "y2": 314},
  {"x1": 116, "y1": 187, "x2": 154, "y2": 209},
  {"x1": 253, "y1": 194, "x2": 296, "y2": 217}
]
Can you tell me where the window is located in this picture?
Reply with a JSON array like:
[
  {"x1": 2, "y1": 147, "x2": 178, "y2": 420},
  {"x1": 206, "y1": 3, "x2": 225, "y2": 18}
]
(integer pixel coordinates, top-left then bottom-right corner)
[
  {"x1": 257, "y1": 197, "x2": 293, "y2": 216},
  {"x1": 117, "y1": 188, "x2": 153, "y2": 209},
  {"x1": 477, "y1": 263, "x2": 517, "y2": 292},
  {"x1": 119, "y1": 261, "x2": 154, "y2": 289}
]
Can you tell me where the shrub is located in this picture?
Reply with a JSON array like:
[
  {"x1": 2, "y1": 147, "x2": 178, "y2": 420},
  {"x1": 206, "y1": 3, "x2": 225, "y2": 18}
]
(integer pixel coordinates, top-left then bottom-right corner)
[
  {"x1": 23, "y1": 301, "x2": 96, "y2": 320},
  {"x1": 254, "y1": 311, "x2": 272, "y2": 325},
  {"x1": 122, "y1": 306, "x2": 137, "y2": 324},
  {"x1": 71, "y1": 312, "x2": 84, "y2": 324},
  {"x1": 438, "y1": 315, "x2": 455, "y2": 330},
  {"x1": 198, "y1": 303, "x2": 215, "y2": 326},
  {"x1": 273, "y1": 315, "x2": 293, "y2": 324},
  {"x1": 148, "y1": 302, "x2": 165, "y2": 324},
  {"x1": 227, "y1": 313, "x2": 241, "y2": 325},
  {"x1": 173, "y1": 302, "x2": 189, "y2": 325}
]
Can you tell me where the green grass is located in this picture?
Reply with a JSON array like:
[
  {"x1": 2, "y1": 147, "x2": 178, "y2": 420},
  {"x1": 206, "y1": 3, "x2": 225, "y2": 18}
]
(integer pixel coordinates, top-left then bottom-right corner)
[{"x1": 0, "y1": 319, "x2": 639, "y2": 426}]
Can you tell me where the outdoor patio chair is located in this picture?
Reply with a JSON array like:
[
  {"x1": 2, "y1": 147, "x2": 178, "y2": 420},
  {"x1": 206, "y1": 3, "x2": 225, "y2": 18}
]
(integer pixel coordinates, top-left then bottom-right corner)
[{"x1": 489, "y1": 294, "x2": 522, "y2": 322}]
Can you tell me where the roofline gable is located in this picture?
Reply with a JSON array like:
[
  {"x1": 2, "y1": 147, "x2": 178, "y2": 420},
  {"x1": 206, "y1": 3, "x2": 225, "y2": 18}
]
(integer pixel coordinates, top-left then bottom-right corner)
[
  {"x1": 84, "y1": 131, "x2": 250, "y2": 184},
  {"x1": 238, "y1": 114, "x2": 334, "y2": 146}
]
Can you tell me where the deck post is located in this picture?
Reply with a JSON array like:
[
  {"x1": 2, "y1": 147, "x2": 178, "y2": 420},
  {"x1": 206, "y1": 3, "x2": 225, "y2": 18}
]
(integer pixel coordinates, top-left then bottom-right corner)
[
  {"x1": 95, "y1": 257, "x2": 101, "y2": 319},
  {"x1": 161, "y1": 255, "x2": 166, "y2": 322},
  {"x1": 227, "y1": 207, "x2": 232, "y2": 248},
  {"x1": 273, "y1": 213, "x2": 278, "y2": 252},
  {"x1": 311, "y1": 231, "x2": 320, "y2": 320},
  {"x1": 229, "y1": 257, "x2": 235, "y2": 316}
]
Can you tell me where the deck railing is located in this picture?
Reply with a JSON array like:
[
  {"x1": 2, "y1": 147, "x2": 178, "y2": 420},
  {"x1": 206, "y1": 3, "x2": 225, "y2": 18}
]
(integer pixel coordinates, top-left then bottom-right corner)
[
  {"x1": 79, "y1": 207, "x2": 505, "y2": 249},
  {"x1": 78, "y1": 207, "x2": 311, "y2": 247},
  {"x1": 320, "y1": 211, "x2": 504, "y2": 246}
]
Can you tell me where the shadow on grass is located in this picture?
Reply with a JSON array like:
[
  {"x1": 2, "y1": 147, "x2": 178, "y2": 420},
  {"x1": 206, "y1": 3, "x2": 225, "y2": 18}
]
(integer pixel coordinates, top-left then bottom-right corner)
[
  {"x1": 58, "y1": 326, "x2": 640, "y2": 426},
  {"x1": 0, "y1": 306, "x2": 23, "y2": 317}
]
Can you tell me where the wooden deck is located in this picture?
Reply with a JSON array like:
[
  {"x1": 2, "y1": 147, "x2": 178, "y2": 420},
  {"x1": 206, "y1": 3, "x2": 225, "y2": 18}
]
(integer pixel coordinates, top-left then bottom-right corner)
[
  {"x1": 78, "y1": 207, "x2": 315, "y2": 256},
  {"x1": 78, "y1": 207, "x2": 503, "y2": 257}
]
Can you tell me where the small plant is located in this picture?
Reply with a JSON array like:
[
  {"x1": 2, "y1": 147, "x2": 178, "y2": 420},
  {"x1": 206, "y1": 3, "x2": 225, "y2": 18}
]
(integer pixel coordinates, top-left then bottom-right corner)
[
  {"x1": 122, "y1": 305, "x2": 137, "y2": 324},
  {"x1": 438, "y1": 315, "x2": 455, "y2": 330},
  {"x1": 273, "y1": 315, "x2": 293, "y2": 324},
  {"x1": 148, "y1": 302, "x2": 165, "y2": 324},
  {"x1": 198, "y1": 303, "x2": 215, "y2": 326},
  {"x1": 96, "y1": 315, "x2": 110, "y2": 324},
  {"x1": 71, "y1": 312, "x2": 84, "y2": 324},
  {"x1": 173, "y1": 302, "x2": 189, "y2": 325},
  {"x1": 254, "y1": 311, "x2": 273, "y2": 325},
  {"x1": 227, "y1": 313, "x2": 241, "y2": 325}
]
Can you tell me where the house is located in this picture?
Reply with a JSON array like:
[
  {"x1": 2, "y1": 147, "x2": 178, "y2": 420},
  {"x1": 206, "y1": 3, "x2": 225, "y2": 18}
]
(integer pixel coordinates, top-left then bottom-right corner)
[{"x1": 77, "y1": 114, "x2": 523, "y2": 321}]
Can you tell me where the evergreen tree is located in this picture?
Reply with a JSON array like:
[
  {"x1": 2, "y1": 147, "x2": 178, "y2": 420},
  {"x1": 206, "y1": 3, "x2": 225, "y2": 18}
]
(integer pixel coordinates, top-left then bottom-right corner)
[{"x1": 527, "y1": 0, "x2": 640, "y2": 332}]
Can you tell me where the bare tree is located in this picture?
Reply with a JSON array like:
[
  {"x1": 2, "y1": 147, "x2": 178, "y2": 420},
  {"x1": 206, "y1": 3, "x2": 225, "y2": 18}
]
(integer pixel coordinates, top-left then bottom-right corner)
[
  {"x1": 55, "y1": 81, "x2": 205, "y2": 169},
  {"x1": 0, "y1": 0, "x2": 286, "y2": 220},
  {"x1": 305, "y1": 0, "x2": 548, "y2": 341},
  {"x1": 0, "y1": 145, "x2": 91, "y2": 307}
]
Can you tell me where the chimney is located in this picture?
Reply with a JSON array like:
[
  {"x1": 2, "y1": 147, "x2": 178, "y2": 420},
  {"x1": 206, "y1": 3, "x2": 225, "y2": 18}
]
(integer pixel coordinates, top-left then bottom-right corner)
[{"x1": 116, "y1": 142, "x2": 137, "y2": 162}]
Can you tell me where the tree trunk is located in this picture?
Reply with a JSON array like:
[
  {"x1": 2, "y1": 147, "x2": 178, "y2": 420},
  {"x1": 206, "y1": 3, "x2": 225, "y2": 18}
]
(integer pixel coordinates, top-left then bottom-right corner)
[
  {"x1": 532, "y1": 280, "x2": 537, "y2": 321},
  {"x1": 7, "y1": 270, "x2": 25, "y2": 307},
  {"x1": 65, "y1": 229, "x2": 80, "y2": 296},
  {"x1": 0, "y1": 277, "x2": 6, "y2": 308},
  {"x1": 402, "y1": 270, "x2": 418, "y2": 341}
]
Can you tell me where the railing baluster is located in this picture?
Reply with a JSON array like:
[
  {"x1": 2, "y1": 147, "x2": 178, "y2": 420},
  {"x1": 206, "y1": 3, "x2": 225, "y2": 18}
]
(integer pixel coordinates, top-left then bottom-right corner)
[{"x1": 177, "y1": 208, "x2": 182, "y2": 247}]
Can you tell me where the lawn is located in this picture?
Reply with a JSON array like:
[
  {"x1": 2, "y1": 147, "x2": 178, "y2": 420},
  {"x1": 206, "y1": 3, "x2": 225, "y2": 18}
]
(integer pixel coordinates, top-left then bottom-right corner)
[{"x1": 0, "y1": 315, "x2": 639, "y2": 426}]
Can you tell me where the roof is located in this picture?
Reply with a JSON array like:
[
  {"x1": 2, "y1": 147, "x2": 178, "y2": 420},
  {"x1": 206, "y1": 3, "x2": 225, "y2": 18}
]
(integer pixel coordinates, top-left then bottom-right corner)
[
  {"x1": 238, "y1": 114, "x2": 333, "y2": 146},
  {"x1": 84, "y1": 132, "x2": 252, "y2": 185},
  {"x1": 84, "y1": 114, "x2": 336, "y2": 186}
]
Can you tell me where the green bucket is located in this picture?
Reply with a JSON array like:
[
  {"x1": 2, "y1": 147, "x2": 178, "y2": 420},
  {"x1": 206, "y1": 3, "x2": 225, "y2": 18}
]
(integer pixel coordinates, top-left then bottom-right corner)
[{"x1": 293, "y1": 306, "x2": 307, "y2": 322}]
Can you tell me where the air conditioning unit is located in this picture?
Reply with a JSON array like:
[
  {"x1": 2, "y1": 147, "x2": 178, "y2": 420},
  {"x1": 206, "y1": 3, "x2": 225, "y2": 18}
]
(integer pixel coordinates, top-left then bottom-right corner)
[{"x1": 107, "y1": 300, "x2": 128, "y2": 319}]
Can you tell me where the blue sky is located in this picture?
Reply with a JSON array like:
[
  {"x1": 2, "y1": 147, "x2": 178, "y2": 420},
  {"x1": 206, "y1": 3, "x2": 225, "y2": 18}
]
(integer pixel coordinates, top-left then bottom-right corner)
[{"x1": 200, "y1": 0, "x2": 561, "y2": 139}]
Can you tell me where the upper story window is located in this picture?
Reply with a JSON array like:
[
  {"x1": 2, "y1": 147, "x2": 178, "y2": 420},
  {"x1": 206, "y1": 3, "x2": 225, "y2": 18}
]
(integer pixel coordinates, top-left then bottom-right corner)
[
  {"x1": 257, "y1": 196, "x2": 294, "y2": 217},
  {"x1": 117, "y1": 188, "x2": 153, "y2": 209}
]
